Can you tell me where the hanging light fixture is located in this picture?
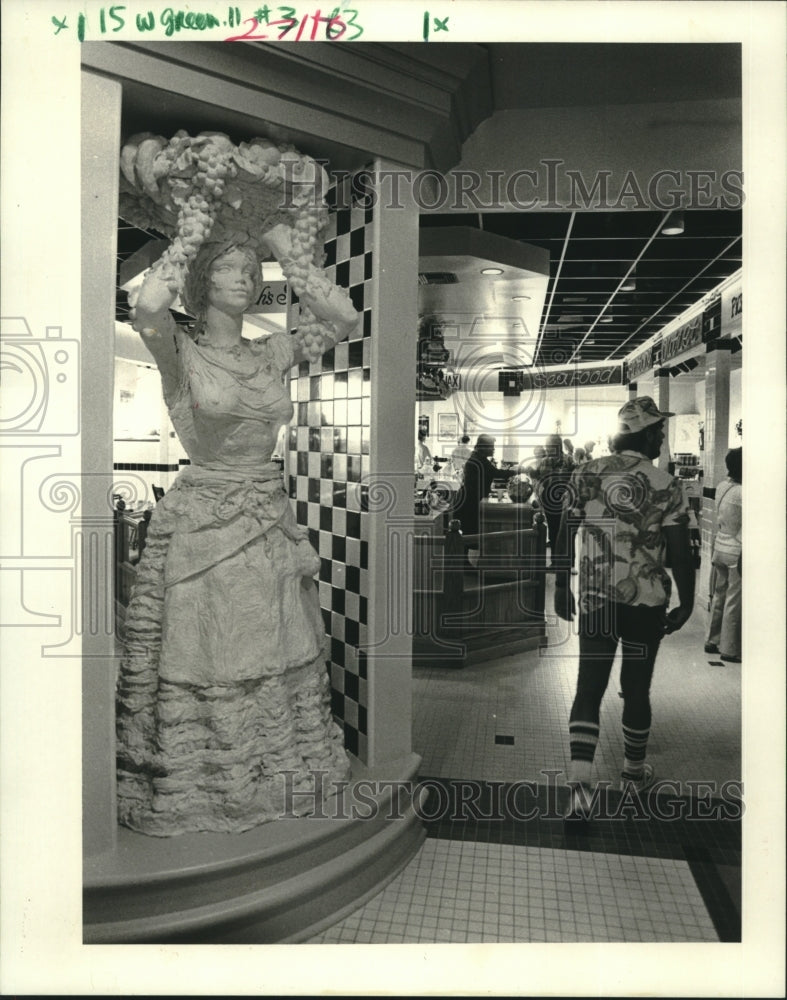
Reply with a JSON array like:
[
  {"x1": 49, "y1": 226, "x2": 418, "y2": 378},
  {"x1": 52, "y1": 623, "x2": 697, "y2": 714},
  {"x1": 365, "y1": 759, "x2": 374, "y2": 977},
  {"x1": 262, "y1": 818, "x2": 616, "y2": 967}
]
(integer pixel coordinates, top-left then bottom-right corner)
[
  {"x1": 621, "y1": 266, "x2": 637, "y2": 291},
  {"x1": 662, "y1": 210, "x2": 685, "y2": 236}
]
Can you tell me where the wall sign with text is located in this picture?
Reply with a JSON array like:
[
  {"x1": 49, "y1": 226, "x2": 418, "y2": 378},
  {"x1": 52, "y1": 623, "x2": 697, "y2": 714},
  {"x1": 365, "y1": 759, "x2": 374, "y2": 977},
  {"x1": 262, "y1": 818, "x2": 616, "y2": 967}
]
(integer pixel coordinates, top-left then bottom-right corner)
[
  {"x1": 515, "y1": 364, "x2": 624, "y2": 391},
  {"x1": 249, "y1": 281, "x2": 288, "y2": 314},
  {"x1": 720, "y1": 281, "x2": 743, "y2": 340},
  {"x1": 660, "y1": 314, "x2": 703, "y2": 364}
]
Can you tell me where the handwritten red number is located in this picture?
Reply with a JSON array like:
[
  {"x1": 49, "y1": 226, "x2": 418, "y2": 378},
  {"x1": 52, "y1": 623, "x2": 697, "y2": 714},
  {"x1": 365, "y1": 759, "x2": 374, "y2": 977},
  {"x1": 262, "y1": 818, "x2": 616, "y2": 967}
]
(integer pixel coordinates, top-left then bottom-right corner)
[
  {"x1": 224, "y1": 17, "x2": 268, "y2": 41},
  {"x1": 224, "y1": 8, "x2": 359, "y2": 43}
]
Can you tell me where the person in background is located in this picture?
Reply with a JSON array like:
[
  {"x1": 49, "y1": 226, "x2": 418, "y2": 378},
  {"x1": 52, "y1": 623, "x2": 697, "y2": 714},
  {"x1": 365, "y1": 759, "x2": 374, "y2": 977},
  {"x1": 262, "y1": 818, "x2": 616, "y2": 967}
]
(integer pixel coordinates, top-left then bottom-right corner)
[
  {"x1": 563, "y1": 438, "x2": 575, "y2": 466},
  {"x1": 535, "y1": 433, "x2": 574, "y2": 566},
  {"x1": 705, "y1": 447, "x2": 742, "y2": 663},
  {"x1": 453, "y1": 434, "x2": 519, "y2": 561},
  {"x1": 415, "y1": 428, "x2": 433, "y2": 472},
  {"x1": 573, "y1": 446, "x2": 587, "y2": 465},
  {"x1": 553, "y1": 397, "x2": 695, "y2": 822},
  {"x1": 583, "y1": 440, "x2": 596, "y2": 461},
  {"x1": 451, "y1": 434, "x2": 472, "y2": 476}
]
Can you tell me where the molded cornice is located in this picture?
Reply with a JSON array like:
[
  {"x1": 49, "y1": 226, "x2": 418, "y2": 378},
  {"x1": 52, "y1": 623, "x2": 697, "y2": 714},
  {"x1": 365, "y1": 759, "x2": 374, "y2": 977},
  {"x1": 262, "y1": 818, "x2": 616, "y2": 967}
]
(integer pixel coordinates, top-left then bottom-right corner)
[{"x1": 82, "y1": 41, "x2": 493, "y2": 171}]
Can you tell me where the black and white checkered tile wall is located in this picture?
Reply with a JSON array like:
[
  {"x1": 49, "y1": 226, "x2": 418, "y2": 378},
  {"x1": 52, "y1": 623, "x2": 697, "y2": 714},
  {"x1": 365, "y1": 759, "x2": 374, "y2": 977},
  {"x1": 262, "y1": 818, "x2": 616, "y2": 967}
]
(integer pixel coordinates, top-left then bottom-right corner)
[{"x1": 287, "y1": 178, "x2": 374, "y2": 762}]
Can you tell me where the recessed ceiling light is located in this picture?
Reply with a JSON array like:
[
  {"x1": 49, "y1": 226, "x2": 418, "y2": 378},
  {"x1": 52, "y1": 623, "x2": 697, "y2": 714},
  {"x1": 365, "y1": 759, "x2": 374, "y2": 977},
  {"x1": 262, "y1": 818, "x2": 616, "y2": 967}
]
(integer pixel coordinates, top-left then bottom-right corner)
[
  {"x1": 512, "y1": 294, "x2": 531, "y2": 301},
  {"x1": 481, "y1": 267, "x2": 504, "y2": 275}
]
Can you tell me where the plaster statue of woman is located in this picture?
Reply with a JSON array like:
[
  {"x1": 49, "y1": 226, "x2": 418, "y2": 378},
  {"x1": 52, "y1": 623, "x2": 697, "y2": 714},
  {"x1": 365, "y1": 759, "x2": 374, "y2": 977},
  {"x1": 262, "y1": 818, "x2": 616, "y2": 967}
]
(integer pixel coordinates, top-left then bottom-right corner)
[{"x1": 115, "y1": 235, "x2": 358, "y2": 836}]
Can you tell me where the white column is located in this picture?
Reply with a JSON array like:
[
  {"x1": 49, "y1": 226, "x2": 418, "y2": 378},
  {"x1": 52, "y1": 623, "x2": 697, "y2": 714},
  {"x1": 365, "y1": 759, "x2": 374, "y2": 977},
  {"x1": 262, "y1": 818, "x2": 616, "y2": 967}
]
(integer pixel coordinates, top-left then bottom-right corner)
[
  {"x1": 653, "y1": 368, "x2": 671, "y2": 471},
  {"x1": 82, "y1": 71, "x2": 122, "y2": 857},
  {"x1": 699, "y1": 342, "x2": 733, "y2": 599},
  {"x1": 703, "y1": 345, "x2": 733, "y2": 487},
  {"x1": 366, "y1": 161, "x2": 419, "y2": 767}
]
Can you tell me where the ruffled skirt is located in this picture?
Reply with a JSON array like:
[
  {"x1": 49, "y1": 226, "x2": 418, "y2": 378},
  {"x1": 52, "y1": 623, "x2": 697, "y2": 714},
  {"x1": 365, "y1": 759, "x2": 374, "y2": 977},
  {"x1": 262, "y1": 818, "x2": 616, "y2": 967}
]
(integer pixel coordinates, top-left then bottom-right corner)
[{"x1": 116, "y1": 473, "x2": 350, "y2": 836}]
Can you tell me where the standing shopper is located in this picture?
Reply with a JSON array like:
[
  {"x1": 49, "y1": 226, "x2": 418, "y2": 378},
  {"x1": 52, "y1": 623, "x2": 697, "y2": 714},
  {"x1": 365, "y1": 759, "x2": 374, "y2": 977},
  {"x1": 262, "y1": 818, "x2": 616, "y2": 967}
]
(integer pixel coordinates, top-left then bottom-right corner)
[
  {"x1": 450, "y1": 434, "x2": 472, "y2": 477},
  {"x1": 536, "y1": 434, "x2": 574, "y2": 567},
  {"x1": 415, "y1": 428, "x2": 433, "y2": 472},
  {"x1": 553, "y1": 398, "x2": 696, "y2": 822},
  {"x1": 705, "y1": 448, "x2": 742, "y2": 663},
  {"x1": 453, "y1": 434, "x2": 518, "y2": 557}
]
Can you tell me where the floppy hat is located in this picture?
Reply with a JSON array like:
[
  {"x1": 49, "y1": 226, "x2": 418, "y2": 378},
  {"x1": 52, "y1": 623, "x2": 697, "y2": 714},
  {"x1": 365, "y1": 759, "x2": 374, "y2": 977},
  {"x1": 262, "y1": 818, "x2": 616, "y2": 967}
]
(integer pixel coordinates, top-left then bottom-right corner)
[{"x1": 617, "y1": 396, "x2": 674, "y2": 433}]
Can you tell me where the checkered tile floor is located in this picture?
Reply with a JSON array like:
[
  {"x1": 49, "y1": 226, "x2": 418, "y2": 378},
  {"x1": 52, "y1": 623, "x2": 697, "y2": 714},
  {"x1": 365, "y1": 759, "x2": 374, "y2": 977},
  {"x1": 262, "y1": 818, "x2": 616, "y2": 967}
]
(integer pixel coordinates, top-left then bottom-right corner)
[
  {"x1": 307, "y1": 576, "x2": 741, "y2": 944},
  {"x1": 309, "y1": 840, "x2": 717, "y2": 943}
]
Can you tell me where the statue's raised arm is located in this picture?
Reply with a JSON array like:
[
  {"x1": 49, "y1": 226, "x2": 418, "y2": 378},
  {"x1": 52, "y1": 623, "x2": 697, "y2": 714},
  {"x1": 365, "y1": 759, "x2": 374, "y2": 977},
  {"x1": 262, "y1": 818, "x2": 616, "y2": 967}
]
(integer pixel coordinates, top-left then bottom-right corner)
[{"x1": 260, "y1": 220, "x2": 359, "y2": 365}]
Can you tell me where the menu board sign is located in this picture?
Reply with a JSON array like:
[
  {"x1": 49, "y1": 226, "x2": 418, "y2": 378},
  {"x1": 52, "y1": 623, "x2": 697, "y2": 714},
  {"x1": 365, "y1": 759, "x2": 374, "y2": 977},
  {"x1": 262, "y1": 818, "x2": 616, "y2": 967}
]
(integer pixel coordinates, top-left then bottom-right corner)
[
  {"x1": 519, "y1": 364, "x2": 623, "y2": 391},
  {"x1": 720, "y1": 280, "x2": 743, "y2": 339},
  {"x1": 626, "y1": 344, "x2": 653, "y2": 380},
  {"x1": 660, "y1": 314, "x2": 703, "y2": 363}
]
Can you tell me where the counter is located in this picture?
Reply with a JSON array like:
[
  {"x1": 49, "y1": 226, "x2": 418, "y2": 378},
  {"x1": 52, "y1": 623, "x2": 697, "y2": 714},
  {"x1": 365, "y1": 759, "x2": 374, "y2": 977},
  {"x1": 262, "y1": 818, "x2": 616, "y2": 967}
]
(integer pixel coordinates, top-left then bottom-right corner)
[{"x1": 412, "y1": 502, "x2": 547, "y2": 667}]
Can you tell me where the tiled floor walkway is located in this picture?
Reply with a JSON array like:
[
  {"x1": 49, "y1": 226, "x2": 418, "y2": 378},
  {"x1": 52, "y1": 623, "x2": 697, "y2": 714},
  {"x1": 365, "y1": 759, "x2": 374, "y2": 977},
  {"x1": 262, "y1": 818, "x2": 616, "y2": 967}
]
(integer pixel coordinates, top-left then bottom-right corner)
[{"x1": 308, "y1": 577, "x2": 742, "y2": 943}]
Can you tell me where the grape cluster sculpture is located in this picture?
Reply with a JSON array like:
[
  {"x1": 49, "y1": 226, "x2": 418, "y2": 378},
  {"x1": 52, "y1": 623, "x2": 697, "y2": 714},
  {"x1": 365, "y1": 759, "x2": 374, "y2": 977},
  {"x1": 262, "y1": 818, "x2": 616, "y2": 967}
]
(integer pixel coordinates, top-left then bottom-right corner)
[{"x1": 118, "y1": 130, "x2": 357, "y2": 360}]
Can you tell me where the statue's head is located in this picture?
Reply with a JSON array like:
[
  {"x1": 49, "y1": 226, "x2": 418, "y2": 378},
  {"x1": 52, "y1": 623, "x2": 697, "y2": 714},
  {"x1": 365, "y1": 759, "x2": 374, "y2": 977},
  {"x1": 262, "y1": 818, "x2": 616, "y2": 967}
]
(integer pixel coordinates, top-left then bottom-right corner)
[{"x1": 181, "y1": 241, "x2": 263, "y2": 328}]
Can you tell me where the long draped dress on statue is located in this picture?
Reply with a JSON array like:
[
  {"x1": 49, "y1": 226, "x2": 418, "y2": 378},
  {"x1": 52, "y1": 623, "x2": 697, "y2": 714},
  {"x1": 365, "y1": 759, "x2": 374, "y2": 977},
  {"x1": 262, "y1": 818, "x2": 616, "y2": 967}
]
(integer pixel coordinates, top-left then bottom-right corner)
[{"x1": 116, "y1": 328, "x2": 350, "y2": 836}]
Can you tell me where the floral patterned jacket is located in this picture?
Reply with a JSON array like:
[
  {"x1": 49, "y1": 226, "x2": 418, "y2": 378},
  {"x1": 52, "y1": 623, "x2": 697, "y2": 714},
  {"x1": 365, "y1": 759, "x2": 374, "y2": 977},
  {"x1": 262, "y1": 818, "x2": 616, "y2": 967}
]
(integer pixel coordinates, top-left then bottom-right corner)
[{"x1": 565, "y1": 450, "x2": 689, "y2": 612}]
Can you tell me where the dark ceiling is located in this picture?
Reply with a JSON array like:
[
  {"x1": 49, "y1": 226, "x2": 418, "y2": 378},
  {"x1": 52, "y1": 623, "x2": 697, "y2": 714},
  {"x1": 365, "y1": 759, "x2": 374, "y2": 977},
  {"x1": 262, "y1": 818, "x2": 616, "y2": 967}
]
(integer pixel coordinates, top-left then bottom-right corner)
[
  {"x1": 483, "y1": 43, "x2": 741, "y2": 109},
  {"x1": 113, "y1": 41, "x2": 742, "y2": 364},
  {"x1": 419, "y1": 209, "x2": 742, "y2": 367}
]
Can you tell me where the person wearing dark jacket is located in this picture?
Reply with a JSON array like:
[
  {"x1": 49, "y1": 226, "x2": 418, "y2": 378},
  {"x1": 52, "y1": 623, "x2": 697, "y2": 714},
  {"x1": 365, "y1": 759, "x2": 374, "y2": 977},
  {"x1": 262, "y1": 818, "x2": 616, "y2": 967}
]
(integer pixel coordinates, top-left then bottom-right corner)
[{"x1": 452, "y1": 434, "x2": 518, "y2": 548}]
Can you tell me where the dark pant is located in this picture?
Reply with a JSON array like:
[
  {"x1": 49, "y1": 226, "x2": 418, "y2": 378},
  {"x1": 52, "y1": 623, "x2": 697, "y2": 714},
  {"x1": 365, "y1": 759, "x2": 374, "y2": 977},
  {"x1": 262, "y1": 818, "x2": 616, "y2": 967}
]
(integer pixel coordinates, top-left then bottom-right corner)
[
  {"x1": 570, "y1": 603, "x2": 665, "y2": 732},
  {"x1": 545, "y1": 512, "x2": 562, "y2": 555}
]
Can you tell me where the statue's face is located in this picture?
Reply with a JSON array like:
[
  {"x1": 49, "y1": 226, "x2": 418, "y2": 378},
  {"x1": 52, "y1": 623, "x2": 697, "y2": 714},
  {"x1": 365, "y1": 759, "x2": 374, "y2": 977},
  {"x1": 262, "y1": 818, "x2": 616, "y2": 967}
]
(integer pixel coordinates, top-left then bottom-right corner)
[{"x1": 207, "y1": 248, "x2": 258, "y2": 315}]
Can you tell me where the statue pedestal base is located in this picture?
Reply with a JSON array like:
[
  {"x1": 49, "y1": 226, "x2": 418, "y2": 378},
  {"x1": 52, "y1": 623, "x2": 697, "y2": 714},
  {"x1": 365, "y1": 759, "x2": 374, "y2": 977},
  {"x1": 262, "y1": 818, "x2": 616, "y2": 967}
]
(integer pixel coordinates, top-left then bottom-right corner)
[{"x1": 84, "y1": 754, "x2": 424, "y2": 944}]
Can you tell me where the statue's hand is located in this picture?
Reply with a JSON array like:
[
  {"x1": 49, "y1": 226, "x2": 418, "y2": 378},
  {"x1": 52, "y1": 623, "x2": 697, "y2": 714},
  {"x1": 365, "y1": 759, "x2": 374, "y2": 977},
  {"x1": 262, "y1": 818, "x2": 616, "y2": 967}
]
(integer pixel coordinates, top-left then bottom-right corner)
[{"x1": 129, "y1": 270, "x2": 181, "y2": 330}]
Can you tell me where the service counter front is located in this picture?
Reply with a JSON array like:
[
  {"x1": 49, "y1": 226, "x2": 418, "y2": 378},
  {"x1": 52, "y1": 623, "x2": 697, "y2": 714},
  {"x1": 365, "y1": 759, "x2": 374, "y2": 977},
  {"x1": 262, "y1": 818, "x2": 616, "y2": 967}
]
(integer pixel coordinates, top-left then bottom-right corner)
[{"x1": 412, "y1": 500, "x2": 547, "y2": 667}]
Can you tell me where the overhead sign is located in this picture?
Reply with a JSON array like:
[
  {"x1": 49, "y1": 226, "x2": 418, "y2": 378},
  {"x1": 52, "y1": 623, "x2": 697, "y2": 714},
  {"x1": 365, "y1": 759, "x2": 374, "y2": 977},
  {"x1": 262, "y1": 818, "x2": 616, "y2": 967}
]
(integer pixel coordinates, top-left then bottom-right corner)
[
  {"x1": 518, "y1": 364, "x2": 623, "y2": 391},
  {"x1": 660, "y1": 314, "x2": 703, "y2": 363},
  {"x1": 720, "y1": 280, "x2": 743, "y2": 339},
  {"x1": 626, "y1": 344, "x2": 654, "y2": 381}
]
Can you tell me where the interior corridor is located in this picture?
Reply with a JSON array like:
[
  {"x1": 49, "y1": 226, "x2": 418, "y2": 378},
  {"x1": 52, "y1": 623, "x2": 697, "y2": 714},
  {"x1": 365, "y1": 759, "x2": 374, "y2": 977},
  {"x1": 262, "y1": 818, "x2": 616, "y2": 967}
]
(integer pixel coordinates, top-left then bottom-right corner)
[{"x1": 308, "y1": 576, "x2": 741, "y2": 943}]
